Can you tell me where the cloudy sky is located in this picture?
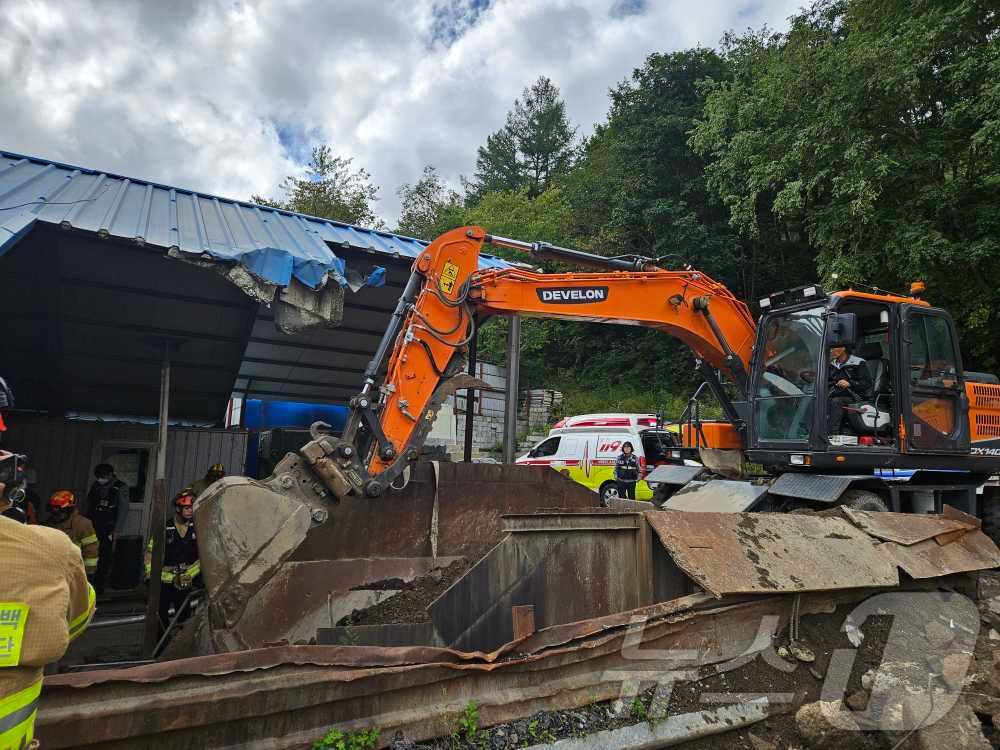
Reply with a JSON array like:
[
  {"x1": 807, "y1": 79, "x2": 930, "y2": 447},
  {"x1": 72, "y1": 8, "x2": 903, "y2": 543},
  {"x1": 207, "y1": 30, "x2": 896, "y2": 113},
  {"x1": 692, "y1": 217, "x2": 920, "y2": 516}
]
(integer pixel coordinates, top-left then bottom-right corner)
[{"x1": 1, "y1": 0, "x2": 803, "y2": 228}]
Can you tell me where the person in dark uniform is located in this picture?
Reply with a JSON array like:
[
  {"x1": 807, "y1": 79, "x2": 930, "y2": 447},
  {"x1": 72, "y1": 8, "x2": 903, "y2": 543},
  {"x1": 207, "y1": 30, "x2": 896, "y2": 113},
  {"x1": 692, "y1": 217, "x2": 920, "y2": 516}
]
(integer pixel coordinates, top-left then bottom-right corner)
[
  {"x1": 83, "y1": 463, "x2": 130, "y2": 594},
  {"x1": 613, "y1": 441, "x2": 641, "y2": 500},
  {"x1": 145, "y1": 492, "x2": 201, "y2": 632},
  {"x1": 827, "y1": 345, "x2": 874, "y2": 435}
]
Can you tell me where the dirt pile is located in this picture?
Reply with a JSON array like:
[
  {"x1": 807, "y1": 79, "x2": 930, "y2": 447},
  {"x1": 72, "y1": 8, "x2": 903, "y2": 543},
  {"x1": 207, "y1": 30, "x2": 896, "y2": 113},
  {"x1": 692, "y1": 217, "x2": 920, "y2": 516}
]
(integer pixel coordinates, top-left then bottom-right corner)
[{"x1": 338, "y1": 559, "x2": 470, "y2": 626}]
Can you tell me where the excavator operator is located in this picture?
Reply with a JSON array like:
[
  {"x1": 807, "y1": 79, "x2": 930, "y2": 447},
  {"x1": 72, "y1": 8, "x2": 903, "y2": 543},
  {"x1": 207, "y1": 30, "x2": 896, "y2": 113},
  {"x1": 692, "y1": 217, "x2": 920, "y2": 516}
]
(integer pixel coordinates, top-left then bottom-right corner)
[{"x1": 827, "y1": 345, "x2": 873, "y2": 434}]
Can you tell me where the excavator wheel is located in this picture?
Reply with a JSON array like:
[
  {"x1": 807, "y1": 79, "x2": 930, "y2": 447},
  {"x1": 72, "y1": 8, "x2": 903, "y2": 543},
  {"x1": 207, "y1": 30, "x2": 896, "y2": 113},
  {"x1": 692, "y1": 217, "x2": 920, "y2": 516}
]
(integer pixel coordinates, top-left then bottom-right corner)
[
  {"x1": 979, "y1": 487, "x2": 1000, "y2": 545},
  {"x1": 838, "y1": 489, "x2": 889, "y2": 513}
]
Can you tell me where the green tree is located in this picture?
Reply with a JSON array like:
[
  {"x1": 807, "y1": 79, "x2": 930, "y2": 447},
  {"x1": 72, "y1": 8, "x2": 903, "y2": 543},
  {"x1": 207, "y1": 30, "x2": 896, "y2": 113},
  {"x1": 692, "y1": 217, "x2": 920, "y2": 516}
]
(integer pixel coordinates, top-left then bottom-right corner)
[
  {"x1": 468, "y1": 77, "x2": 577, "y2": 201},
  {"x1": 467, "y1": 126, "x2": 522, "y2": 200},
  {"x1": 253, "y1": 145, "x2": 384, "y2": 229},
  {"x1": 394, "y1": 165, "x2": 461, "y2": 239},
  {"x1": 564, "y1": 48, "x2": 815, "y2": 303},
  {"x1": 691, "y1": 0, "x2": 1000, "y2": 369}
]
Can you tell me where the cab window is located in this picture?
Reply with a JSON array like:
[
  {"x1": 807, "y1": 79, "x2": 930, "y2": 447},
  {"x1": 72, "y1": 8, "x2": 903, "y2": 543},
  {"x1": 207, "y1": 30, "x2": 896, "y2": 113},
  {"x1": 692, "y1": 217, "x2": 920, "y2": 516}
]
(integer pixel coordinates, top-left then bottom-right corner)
[
  {"x1": 754, "y1": 306, "x2": 825, "y2": 441},
  {"x1": 909, "y1": 315, "x2": 959, "y2": 387},
  {"x1": 531, "y1": 437, "x2": 560, "y2": 458}
]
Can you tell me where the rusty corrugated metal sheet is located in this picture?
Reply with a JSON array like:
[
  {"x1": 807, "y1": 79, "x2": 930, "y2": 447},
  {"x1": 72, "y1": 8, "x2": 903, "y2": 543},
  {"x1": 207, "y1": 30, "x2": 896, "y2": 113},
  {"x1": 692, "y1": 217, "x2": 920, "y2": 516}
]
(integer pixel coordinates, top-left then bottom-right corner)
[
  {"x1": 37, "y1": 589, "x2": 865, "y2": 749},
  {"x1": 878, "y1": 530, "x2": 1000, "y2": 578},
  {"x1": 645, "y1": 510, "x2": 900, "y2": 597},
  {"x1": 840, "y1": 507, "x2": 976, "y2": 545}
]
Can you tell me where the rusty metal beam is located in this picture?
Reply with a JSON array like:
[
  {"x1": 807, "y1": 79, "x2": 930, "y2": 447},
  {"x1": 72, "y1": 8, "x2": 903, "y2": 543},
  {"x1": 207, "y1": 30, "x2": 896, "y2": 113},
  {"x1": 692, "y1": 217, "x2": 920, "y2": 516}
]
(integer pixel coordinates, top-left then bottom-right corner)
[{"x1": 38, "y1": 590, "x2": 870, "y2": 749}]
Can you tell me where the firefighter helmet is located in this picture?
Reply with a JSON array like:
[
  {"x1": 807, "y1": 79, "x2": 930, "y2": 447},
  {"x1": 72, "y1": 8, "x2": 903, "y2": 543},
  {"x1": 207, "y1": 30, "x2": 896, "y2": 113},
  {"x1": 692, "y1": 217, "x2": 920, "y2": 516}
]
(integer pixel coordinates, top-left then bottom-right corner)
[
  {"x1": 48, "y1": 490, "x2": 77, "y2": 512},
  {"x1": 174, "y1": 492, "x2": 195, "y2": 509}
]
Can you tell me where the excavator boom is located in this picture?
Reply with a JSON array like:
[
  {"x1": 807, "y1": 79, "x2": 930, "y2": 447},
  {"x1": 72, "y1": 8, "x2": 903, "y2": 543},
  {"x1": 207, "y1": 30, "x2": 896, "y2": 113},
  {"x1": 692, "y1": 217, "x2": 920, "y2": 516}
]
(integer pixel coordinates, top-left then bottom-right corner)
[{"x1": 318, "y1": 226, "x2": 757, "y2": 495}]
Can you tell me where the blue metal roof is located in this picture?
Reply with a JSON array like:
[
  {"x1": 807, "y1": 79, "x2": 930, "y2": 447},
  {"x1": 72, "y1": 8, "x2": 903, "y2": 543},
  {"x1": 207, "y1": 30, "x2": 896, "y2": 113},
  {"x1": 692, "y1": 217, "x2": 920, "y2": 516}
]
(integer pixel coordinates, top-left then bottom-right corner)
[{"x1": 0, "y1": 150, "x2": 509, "y2": 290}]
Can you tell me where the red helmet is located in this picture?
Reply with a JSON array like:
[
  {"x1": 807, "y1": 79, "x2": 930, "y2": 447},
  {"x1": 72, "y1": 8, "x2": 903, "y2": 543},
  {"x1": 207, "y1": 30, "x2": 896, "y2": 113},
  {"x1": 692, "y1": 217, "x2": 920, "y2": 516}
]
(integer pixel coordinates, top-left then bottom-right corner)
[
  {"x1": 174, "y1": 493, "x2": 195, "y2": 510},
  {"x1": 49, "y1": 490, "x2": 77, "y2": 512}
]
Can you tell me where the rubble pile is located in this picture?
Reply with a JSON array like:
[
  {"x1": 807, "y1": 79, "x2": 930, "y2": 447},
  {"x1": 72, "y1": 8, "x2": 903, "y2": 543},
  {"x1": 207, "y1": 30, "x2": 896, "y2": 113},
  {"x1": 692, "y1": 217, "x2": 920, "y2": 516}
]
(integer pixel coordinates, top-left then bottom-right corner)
[{"x1": 391, "y1": 579, "x2": 1000, "y2": 749}]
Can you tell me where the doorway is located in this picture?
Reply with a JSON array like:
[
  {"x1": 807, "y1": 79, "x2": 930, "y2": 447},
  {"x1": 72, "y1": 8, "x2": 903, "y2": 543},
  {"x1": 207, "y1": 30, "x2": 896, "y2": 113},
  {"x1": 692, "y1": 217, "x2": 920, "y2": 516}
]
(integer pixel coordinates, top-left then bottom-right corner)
[{"x1": 92, "y1": 442, "x2": 155, "y2": 536}]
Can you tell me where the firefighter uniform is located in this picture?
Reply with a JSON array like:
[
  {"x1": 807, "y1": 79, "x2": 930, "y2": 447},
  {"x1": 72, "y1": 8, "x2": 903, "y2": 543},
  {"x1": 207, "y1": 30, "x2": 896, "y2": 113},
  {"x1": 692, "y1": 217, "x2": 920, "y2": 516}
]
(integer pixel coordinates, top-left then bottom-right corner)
[
  {"x1": 46, "y1": 514, "x2": 99, "y2": 579},
  {"x1": 145, "y1": 514, "x2": 201, "y2": 630},
  {"x1": 0, "y1": 516, "x2": 95, "y2": 748}
]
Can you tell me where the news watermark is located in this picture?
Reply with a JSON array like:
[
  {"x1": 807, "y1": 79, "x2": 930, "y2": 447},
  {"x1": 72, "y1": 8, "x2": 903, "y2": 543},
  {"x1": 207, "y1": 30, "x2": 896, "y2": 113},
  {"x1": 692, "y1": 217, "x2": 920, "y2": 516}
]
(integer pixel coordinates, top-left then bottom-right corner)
[{"x1": 600, "y1": 591, "x2": 981, "y2": 730}]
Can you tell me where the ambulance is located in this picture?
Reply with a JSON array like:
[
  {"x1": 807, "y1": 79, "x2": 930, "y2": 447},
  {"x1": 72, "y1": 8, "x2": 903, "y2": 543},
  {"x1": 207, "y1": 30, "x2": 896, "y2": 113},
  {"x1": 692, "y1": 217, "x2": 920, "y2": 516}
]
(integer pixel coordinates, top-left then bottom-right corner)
[{"x1": 515, "y1": 413, "x2": 681, "y2": 504}]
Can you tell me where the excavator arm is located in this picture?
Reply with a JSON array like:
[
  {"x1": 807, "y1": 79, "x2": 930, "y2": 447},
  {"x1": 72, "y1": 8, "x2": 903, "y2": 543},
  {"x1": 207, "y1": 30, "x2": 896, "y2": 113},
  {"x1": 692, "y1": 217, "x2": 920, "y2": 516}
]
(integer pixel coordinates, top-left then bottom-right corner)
[{"x1": 302, "y1": 226, "x2": 757, "y2": 500}]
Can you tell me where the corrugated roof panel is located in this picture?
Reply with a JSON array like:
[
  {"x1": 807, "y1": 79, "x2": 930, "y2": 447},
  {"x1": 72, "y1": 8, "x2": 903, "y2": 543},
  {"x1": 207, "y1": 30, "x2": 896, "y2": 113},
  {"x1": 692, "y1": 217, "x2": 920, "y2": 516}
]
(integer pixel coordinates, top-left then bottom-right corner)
[{"x1": 0, "y1": 150, "x2": 510, "y2": 290}]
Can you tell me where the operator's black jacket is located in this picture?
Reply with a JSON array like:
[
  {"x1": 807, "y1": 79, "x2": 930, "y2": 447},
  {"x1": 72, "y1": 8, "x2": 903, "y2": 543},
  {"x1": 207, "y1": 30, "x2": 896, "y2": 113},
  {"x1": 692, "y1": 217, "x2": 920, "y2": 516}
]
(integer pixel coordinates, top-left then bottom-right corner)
[
  {"x1": 827, "y1": 354, "x2": 873, "y2": 400},
  {"x1": 614, "y1": 453, "x2": 640, "y2": 482}
]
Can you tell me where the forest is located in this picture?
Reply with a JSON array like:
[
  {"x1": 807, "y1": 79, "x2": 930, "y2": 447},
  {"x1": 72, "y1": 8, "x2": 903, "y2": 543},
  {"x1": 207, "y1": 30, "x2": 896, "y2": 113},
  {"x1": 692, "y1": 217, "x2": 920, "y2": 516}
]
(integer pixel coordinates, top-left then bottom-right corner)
[{"x1": 255, "y1": 0, "x2": 1000, "y2": 417}]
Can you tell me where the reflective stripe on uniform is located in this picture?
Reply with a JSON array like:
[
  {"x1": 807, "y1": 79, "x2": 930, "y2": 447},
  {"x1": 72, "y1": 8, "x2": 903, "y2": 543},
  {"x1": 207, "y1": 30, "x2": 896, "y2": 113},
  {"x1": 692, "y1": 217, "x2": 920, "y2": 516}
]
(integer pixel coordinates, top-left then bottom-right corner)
[
  {"x1": 78, "y1": 534, "x2": 99, "y2": 547},
  {"x1": 84, "y1": 557, "x2": 98, "y2": 570},
  {"x1": 68, "y1": 584, "x2": 96, "y2": 642},
  {"x1": 0, "y1": 604, "x2": 29, "y2": 668},
  {"x1": 160, "y1": 568, "x2": 175, "y2": 584},
  {"x1": 0, "y1": 678, "x2": 41, "y2": 748},
  {"x1": 185, "y1": 561, "x2": 201, "y2": 578}
]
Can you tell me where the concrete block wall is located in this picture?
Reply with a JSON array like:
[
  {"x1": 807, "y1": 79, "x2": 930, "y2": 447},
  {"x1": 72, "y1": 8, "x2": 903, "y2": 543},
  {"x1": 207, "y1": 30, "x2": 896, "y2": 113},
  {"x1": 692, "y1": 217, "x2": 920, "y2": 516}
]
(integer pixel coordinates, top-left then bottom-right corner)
[{"x1": 448, "y1": 362, "x2": 562, "y2": 455}]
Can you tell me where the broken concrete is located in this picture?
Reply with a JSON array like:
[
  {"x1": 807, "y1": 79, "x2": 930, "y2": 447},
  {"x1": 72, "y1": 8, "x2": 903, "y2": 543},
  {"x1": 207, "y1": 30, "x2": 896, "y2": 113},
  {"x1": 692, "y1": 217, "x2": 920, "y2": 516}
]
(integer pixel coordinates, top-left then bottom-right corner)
[{"x1": 795, "y1": 700, "x2": 861, "y2": 749}]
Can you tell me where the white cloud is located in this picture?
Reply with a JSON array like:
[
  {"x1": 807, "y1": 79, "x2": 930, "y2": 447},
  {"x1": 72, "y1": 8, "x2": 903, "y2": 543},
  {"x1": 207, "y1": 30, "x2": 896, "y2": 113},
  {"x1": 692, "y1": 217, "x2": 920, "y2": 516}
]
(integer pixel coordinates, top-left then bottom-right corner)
[{"x1": 0, "y1": 0, "x2": 803, "y2": 229}]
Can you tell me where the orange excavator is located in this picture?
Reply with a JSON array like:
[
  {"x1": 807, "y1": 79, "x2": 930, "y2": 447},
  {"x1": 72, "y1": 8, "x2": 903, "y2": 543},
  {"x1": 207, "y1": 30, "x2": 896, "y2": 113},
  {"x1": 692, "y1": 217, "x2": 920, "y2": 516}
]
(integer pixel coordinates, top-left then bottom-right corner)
[{"x1": 288, "y1": 226, "x2": 1000, "y2": 520}]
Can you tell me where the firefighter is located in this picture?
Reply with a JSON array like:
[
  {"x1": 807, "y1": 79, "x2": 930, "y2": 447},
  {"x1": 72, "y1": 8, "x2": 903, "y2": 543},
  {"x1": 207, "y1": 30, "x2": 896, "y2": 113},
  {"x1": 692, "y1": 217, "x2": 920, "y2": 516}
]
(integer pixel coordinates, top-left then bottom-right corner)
[
  {"x1": 83, "y1": 464, "x2": 129, "y2": 594},
  {"x1": 188, "y1": 463, "x2": 225, "y2": 499},
  {"x1": 613, "y1": 441, "x2": 640, "y2": 501},
  {"x1": 44, "y1": 491, "x2": 100, "y2": 581},
  {"x1": 0, "y1": 470, "x2": 95, "y2": 749},
  {"x1": 145, "y1": 492, "x2": 201, "y2": 632}
]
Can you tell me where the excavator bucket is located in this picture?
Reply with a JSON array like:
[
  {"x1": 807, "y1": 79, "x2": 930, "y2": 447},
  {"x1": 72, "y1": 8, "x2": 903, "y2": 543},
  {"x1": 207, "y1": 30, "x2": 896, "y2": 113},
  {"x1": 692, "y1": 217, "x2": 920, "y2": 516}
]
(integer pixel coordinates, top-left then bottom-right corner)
[{"x1": 173, "y1": 461, "x2": 603, "y2": 656}]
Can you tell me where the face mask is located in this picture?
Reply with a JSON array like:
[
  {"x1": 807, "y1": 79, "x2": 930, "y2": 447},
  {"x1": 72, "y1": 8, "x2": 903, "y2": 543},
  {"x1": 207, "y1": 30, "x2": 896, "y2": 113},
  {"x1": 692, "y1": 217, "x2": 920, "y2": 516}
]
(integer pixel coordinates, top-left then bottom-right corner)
[{"x1": 97, "y1": 477, "x2": 111, "y2": 485}]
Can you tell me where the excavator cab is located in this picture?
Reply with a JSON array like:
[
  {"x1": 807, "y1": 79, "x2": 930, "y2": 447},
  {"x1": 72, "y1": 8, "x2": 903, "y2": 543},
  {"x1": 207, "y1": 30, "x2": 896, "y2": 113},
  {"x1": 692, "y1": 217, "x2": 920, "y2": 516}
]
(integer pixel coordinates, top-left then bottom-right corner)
[{"x1": 745, "y1": 285, "x2": 981, "y2": 473}]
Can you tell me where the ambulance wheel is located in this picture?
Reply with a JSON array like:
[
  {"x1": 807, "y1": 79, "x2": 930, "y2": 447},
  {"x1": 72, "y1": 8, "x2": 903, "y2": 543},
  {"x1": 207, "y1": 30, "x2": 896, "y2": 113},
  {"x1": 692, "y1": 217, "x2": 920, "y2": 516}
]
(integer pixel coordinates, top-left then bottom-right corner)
[
  {"x1": 599, "y1": 482, "x2": 621, "y2": 508},
  {"x1": 839, "y1": 489, "x2": 888, "y2": 512}
]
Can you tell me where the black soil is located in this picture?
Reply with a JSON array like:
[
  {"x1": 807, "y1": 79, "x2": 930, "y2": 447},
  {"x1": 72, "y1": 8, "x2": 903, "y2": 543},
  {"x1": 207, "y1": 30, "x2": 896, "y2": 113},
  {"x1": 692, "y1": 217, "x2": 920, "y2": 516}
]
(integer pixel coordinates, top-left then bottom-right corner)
[{"x1": 338, "y1": 559, "x2": 470, "y2": 625}]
